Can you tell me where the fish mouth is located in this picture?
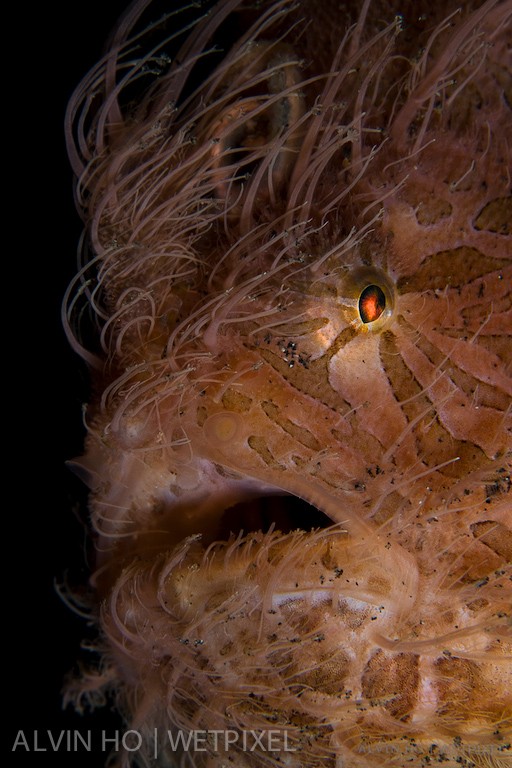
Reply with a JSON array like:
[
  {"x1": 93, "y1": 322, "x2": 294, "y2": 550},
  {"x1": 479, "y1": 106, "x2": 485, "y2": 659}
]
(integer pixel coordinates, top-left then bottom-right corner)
[
  {"x1": 92, "y1": 476, "x2": 337, "y2": 596},
  {"x1": 214, "y1": 494, "x2": 335, "y2": 542}
]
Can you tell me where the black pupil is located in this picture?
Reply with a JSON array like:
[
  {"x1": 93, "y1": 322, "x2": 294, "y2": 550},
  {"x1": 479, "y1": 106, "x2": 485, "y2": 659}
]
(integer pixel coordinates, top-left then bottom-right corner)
[{"x1": 359, "y1": 284, "x2": 386, "y2": 323}]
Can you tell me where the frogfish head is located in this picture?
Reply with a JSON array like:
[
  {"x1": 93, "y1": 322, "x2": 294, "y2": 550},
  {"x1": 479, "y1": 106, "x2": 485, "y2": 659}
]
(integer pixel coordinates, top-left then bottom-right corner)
[{"x1": 64, "y1": 0, "x2": 511, "y2": 765}]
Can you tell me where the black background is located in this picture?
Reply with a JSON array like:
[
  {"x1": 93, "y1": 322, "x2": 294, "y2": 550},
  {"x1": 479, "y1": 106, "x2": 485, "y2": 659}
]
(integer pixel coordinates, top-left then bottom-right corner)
[{"x1": 11, "y1": 1, "x2": 129, "y2": 765}]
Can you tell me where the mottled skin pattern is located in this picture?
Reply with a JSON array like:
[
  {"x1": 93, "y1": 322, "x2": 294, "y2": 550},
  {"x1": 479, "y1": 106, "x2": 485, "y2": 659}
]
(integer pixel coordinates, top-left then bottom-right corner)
[{"x1": 64, "y1": 0, "x2": 512, "y2": 766}]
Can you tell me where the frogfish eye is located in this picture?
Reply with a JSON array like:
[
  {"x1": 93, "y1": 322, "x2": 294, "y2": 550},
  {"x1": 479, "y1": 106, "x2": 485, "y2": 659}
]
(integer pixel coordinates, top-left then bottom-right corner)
[
  {"x1": 358, "y1": 284, "x2": 386, "y2": 323},
  {"x1": 338, "y1": 266, "x2": 395, "y2": 330}
]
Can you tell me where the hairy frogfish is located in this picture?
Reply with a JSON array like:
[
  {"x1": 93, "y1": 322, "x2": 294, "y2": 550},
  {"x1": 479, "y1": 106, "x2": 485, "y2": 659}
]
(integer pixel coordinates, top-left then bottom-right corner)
[{"x1": 63, "y1": 0, "x2": 512, "y2": 765}]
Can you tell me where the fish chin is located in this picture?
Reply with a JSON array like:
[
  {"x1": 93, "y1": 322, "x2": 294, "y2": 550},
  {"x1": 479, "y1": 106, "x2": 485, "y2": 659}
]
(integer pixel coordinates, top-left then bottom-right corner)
[{"x1": 64, "y1": 0, "x2": 512, "y2": 765}]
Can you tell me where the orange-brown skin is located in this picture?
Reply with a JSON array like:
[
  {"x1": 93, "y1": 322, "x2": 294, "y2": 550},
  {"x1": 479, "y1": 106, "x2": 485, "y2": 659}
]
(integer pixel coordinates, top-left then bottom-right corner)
[{"x1": 64, "y1": 0, "x2": 512, "y2": 766}]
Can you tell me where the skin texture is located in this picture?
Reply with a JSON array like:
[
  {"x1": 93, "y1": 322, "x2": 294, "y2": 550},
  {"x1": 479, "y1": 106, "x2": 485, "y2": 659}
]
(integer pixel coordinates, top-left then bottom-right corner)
[{"x1": 64, "y1": 0, "x2": 512, "y2": 765}]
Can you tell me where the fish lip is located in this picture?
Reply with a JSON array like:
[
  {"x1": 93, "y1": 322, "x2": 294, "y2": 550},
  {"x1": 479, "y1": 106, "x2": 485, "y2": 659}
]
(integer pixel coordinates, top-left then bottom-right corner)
[{"x1": 90, "y1": 476, "x2": 336, "y2": 594}]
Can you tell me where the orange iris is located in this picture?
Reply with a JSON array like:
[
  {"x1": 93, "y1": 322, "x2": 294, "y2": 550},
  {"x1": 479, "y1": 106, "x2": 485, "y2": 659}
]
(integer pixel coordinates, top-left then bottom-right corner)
[{"x1": 358, "y1": 284, "x2": 386, "y2": 323}]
